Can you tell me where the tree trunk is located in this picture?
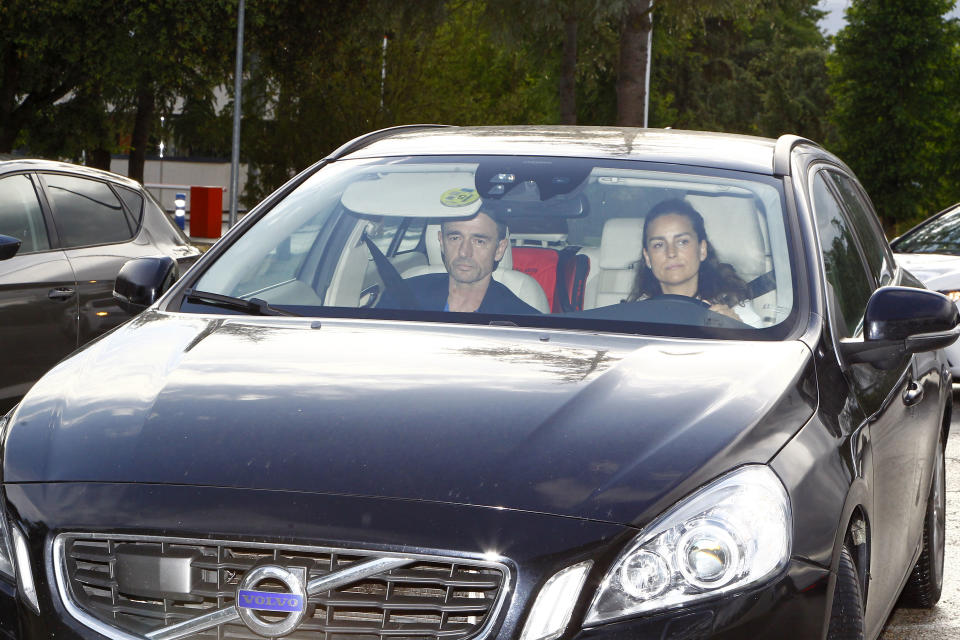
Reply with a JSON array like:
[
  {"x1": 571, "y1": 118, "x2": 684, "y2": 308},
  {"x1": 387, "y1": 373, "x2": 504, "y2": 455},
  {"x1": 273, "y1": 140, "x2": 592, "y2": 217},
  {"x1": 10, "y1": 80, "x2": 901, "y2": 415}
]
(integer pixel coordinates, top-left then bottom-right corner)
[
  {"x1": 0, "y1": 125, "x2": 17, "y2": 155},
  {"x1": 89, "y1": 148, "x2": 112, "y2": 171},
  {"x1": 559, "y1": 14, "x2": 577, "y2": 125},
  {"x1": 128, "y1": 87, "x2": 155, "y2": 183},
  {"x1": 616, "y1": 0, "x2": 652, "y2": 127},
  {"x1": 0, "y1": 47, "x2": 21, "y2": 153}
]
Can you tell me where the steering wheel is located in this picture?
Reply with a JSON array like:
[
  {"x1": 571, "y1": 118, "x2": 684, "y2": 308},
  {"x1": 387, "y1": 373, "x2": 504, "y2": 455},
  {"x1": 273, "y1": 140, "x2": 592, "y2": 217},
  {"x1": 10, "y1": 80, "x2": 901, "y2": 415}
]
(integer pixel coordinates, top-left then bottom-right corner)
[{"x1": 649, "y1": 293, "x2": 711, "y2": 309}]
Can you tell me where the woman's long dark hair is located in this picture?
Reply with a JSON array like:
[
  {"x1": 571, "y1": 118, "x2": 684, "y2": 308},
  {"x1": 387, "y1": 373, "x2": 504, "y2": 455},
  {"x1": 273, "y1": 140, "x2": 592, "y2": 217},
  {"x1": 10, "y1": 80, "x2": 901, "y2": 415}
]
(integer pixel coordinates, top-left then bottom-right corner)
[{"x1": 628, "y1": 198, "x2": 748, "y2": 307}]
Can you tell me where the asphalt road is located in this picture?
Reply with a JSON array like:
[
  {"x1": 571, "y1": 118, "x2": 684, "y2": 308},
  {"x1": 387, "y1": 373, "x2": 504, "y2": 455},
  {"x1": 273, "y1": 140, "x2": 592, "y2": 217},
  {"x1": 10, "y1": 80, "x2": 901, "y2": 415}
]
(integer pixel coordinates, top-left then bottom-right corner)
[{"x1": 878, "y1": 391, "x2": 960, "y2": 638}]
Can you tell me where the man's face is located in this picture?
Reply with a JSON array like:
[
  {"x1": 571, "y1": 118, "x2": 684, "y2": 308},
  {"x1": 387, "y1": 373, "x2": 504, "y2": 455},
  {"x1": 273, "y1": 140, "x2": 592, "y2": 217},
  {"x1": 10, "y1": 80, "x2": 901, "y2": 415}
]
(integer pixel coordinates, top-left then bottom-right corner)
[{"x1": 440, "y1": 212, "x2": 508, "y2": 285}]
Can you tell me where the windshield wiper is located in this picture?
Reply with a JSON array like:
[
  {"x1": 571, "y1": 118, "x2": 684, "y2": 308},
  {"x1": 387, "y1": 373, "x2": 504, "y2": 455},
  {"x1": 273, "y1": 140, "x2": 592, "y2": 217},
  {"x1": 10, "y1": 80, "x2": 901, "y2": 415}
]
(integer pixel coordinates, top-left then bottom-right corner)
[{"x1": 183, "y1": 289, "x2": 301, "y2": 317}]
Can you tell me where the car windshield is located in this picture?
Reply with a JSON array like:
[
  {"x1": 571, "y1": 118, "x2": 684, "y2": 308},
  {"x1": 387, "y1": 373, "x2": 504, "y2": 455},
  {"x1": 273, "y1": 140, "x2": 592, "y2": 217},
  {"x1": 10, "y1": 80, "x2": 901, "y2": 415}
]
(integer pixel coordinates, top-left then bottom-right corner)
[
  {"x1": 186, "y1": 156, "x2": 796, "y2": 339},
  {"x1": 892, "y1": 205, "x2": 960, "y2": 255}
]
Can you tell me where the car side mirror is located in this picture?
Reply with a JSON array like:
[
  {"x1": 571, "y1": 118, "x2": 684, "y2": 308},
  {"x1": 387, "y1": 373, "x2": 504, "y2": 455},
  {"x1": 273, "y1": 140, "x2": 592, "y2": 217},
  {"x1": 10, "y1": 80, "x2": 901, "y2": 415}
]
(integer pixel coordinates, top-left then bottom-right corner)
[
  {"x1": 113, "y1": 256, "x2": 179, "y2": 314},
  {"x1": 842, "y1": 286, "x2": 960, "y2": 369},
  {"x1": 0, "y1": 234, "x2": 21, "y2": 261}
]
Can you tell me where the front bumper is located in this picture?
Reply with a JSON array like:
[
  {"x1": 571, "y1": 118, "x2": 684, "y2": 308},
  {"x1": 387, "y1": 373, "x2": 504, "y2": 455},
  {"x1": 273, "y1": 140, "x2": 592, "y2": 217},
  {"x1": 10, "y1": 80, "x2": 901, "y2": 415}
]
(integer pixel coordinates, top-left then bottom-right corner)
[{"x1": 2, "y1": 483, "x2": 829, "y2": 640}]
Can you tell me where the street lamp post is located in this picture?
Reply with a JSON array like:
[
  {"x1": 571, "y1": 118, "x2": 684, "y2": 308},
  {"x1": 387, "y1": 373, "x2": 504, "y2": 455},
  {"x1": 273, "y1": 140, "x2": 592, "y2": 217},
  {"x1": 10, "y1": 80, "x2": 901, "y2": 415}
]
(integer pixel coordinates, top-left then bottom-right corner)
[
  {"x1": 228, "y1": 0, "x2": 245, "y2": 229},
  {"x1": 644, "y1": 1, "x2": 652, "y2": 128}
]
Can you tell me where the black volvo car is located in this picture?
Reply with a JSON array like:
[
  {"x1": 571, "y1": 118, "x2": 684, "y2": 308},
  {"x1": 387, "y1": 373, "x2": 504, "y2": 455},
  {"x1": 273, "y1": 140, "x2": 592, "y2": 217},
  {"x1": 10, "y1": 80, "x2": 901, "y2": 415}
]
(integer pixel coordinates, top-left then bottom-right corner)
[{"x1": 0, "y1": 127, "x2": 956, "y2": 640}]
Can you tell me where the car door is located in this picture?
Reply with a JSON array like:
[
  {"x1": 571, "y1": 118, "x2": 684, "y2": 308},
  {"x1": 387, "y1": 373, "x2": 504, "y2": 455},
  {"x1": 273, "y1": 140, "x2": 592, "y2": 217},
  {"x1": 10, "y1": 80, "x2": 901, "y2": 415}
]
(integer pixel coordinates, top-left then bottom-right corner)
[
  {"x1": 38, "y1": 173, "x2": 147, "y2": 344},
  {"x1": 810, "y1": 167, "x2": 924, "y2": 623},
  {"x1": 826, "y1": 169, "x2": 944, "y2": 562},
  {"x1": 0, "y1": 172, "x2": 78, "y2": 412}
]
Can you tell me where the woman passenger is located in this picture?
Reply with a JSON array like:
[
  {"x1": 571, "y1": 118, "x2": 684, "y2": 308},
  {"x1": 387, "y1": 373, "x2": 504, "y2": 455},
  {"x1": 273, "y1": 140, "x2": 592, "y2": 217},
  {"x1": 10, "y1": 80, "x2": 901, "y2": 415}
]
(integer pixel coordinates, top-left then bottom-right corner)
[{"x1": 628, "y1": 198, "x2": 756, "y2": 323}]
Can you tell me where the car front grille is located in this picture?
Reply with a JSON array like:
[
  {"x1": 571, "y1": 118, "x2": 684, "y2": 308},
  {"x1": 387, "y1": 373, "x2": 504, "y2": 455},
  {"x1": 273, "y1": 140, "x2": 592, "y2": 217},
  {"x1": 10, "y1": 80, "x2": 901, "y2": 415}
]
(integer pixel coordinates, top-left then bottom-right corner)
[{"x1": 55, "y1": 534, "x2": 510, "y2": 640}]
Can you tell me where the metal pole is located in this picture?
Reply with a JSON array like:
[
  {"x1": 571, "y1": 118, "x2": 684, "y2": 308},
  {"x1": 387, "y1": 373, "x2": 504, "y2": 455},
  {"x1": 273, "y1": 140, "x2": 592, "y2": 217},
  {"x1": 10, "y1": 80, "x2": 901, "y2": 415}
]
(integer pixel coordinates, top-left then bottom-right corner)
[
  {"x1": 159, "y1": 116, "x2": 165, "y2": 186},
  {"x1": 229, "y1": 0, "x2": 245, "y2": 229},
  {"x1": 643, "y1": 1, "x2": 652, "y2": 128},
  {"x1": 380, "y1": 33, "x2": 389, "y2": 109}
]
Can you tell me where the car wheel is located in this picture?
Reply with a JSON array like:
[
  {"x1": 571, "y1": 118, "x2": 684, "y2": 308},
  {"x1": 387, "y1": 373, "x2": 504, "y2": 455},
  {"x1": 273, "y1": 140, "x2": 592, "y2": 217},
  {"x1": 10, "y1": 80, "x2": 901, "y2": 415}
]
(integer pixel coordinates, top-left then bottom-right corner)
[
  {"x1": 827, "y1": 545, "x2": 865, "y2": 640},
  {"x1": 900, "y1": 435, "x2": 946, "y2": 608}
]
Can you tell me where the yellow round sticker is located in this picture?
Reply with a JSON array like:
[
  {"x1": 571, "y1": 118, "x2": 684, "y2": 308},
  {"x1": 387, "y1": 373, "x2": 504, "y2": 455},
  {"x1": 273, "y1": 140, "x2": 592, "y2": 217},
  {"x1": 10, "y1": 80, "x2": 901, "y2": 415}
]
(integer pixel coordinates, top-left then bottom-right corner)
[{"x1": 440, "y1": 188, "x2": 480, "y2": 207}]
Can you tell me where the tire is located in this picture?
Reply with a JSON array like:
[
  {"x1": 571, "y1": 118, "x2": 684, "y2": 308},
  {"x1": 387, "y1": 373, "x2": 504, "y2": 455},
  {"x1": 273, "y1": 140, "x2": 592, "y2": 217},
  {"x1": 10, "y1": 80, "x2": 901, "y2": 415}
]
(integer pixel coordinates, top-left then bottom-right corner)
[
  {"x1": 900, "y1": 437, "x2": 946, "y2": 608},
  {"x1": 827, "y1": 545, "x2": 865, "y2": 640}
]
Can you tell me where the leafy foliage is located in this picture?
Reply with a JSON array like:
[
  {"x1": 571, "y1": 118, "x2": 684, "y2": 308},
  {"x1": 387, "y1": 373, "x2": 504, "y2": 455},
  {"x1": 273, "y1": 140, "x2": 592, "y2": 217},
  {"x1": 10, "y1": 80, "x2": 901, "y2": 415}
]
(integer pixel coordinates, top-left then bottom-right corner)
[
  {"x1": 5, "y1": 0, "x2": 959, "y2": 232},
  {"x1": 2, "y1": 0, "x2": 234, "y2": 175},
  {"x1": 828, "y1": 0, "x2": 960, "y2": 231},
  {"x1": 239, "y1": 0, "x2": 559, "y2": 202},
  {"x1": 647, "y1": 0, "x2": 828, "y2": 138}
]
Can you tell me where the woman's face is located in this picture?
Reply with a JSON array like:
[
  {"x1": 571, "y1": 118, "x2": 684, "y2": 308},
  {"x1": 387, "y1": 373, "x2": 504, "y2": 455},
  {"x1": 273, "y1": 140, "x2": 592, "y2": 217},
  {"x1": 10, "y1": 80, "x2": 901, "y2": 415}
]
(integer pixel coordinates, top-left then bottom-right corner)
[{"x1": 643, "y1": 213, "x2": 707, "y2": 296}]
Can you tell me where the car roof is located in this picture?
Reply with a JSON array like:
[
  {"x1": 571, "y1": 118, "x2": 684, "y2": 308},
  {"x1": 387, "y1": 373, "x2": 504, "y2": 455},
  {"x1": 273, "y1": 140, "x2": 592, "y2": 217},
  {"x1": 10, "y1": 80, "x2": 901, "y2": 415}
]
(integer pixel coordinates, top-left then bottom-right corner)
[
  {"x1": 0, "y1": 158, "x2": 142, "y2": 189},
  {"x1": 335, "y1": 126, "x2": 788, "y2": 175}
]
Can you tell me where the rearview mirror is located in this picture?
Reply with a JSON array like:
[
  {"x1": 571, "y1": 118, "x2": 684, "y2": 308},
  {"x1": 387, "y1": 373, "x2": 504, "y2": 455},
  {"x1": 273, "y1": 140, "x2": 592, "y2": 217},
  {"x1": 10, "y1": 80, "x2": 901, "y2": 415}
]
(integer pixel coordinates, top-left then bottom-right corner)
[
  {"x1": 113, "y1": 256, "x2": 178, "y2": 314},
  {"x1": 0, "y1": 235, "x2": 21, "y2": 261},
  {"x1": 843, "y1": 286, "x2": 960, "y2": 368}
]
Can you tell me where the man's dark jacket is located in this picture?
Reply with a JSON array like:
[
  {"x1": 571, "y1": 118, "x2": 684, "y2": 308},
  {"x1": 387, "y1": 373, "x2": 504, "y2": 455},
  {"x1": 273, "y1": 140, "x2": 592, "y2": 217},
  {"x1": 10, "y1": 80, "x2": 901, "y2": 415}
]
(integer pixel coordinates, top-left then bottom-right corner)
[{"x1": 379, "y1": 273, "x2": 540, "y2": 314}]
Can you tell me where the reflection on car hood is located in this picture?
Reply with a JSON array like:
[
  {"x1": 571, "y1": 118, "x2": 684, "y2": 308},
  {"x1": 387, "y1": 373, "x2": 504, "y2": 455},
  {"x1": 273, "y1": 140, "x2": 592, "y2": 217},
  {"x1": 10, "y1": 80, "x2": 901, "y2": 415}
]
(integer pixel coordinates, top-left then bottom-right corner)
[
  {"x1": 4, "y1": 312, "x2": 814, "y2": 525},
  {"x1": 896, "y1": 252, "x2": 960, "y2": 290}
]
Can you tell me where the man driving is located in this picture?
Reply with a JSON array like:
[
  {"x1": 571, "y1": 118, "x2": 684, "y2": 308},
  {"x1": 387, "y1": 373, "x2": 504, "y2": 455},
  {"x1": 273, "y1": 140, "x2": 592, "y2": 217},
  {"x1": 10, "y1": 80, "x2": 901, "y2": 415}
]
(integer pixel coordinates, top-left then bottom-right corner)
[{"x1": 381, "y1": 210, "x2": 540, "y2": 314}]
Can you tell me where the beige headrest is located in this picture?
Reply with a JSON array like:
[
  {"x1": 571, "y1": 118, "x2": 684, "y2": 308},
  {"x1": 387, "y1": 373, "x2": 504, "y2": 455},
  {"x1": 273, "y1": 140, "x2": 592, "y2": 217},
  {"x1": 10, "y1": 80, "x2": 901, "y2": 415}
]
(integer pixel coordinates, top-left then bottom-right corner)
[
  {"x1": 600, "y1": 218, "x2": 645, "y2": 270},
  {"x1": 686, "y1": 196, "x2": 767, "y2": 280},
  {"x1": 425, "y1": 224, "x2": 443, "y2": 264}
]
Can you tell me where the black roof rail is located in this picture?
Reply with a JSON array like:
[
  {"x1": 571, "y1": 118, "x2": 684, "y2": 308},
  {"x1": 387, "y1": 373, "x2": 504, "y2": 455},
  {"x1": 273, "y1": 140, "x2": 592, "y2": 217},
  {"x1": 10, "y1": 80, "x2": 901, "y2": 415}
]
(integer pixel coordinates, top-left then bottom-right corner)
[
  {"x1": 325, "y1": 124, "x2": 453, "y2": 161},
  {"x1": 773, "y1": 134, "x2": 820, "y2": 176}
]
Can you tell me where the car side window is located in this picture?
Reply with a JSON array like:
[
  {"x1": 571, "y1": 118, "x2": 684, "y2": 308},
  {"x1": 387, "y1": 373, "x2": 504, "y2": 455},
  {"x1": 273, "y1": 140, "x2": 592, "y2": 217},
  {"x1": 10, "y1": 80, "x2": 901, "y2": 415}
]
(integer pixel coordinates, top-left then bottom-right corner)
[
  {"x1": 42, "y1": 174, "x2": 132, "y2": 248},
  {"x1": 825, "y1": 171, "x2": 894, "y2": 286},
  {"x1": 812, "y1": 171, "x2": 874, "y2": 339},
  {"x1": 115, "y1": 185, "x2": 145, "y2": 230},
  {"x1": 0, "y1": 174, "x2": 51, "y2": 253}
]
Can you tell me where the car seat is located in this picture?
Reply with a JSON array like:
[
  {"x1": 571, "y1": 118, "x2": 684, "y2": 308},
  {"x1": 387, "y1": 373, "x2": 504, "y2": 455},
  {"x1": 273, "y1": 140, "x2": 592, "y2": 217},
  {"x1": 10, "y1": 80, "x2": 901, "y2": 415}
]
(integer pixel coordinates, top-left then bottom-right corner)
[
  {"x1": 582, "y1": 217, "x2": 646, "y2": 308},
  {"x1": 686, "y1": 195, "x2": 776, "y2": 325}
]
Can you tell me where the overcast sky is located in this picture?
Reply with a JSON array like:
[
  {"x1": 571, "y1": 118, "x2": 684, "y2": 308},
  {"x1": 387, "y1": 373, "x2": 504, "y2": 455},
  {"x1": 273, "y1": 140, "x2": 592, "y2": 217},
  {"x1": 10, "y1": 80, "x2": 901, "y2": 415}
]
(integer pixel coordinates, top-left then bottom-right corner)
[
  {"x1": 817, "y1": 0, "x2": 849, "y2": 35},
  {"x1": 817, "y1": 0, "x2": 960, "y2": 36}
]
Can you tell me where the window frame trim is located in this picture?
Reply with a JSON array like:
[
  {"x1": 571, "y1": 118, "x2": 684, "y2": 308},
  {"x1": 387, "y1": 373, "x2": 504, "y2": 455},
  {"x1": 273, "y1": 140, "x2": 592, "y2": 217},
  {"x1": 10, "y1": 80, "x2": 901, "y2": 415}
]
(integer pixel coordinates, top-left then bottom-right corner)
[
  {"x1": 0, "y1": 170, "x2": 59, "y2": 254},
  {"x1": 807, "y1": 163, "x2": 878, "y2": 343}
]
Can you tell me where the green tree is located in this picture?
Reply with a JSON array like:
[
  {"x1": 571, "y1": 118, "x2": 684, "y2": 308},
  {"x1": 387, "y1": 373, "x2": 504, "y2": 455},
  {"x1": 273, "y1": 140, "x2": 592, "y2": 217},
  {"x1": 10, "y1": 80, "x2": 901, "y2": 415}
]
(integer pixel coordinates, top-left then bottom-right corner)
[
  {"x1": 481, "y1": 0, "x2": 623, "y2": 125},
  {"x1": 240, "y1": 0, "x2": 452, "y2": 201},
  {"x1": 6, "y1": 0, "x2": 233, "y2": 177},
  {"x1": 111, "y1": 0, "x2": 235, "y2": 181},
  {"x1": 0, "y1": 1, "x2": 116, "y2": 153},
  {"x1": 828, "y1": 0, "x2": 960, "y2": 231},
  {"x1": 646, "y1": 0, "x2": 828, "y2": 138},
  {"x1": 240, "y1": 0, "x2": 558, "y2": 202},
  {"x1": 614, "y1": 0, "x2": 765, "y2": 126}
]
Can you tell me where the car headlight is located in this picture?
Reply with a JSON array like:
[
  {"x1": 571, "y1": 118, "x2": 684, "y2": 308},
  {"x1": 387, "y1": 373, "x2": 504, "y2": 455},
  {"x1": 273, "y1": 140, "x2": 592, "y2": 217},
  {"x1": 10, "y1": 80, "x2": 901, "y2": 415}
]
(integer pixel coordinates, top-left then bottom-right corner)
[
  {"x1": 585, "y1": 465, "x2": 791, "y2": 624},
  {"x1": 0, "y1": 412, "x2": 15, "y2": 579}
]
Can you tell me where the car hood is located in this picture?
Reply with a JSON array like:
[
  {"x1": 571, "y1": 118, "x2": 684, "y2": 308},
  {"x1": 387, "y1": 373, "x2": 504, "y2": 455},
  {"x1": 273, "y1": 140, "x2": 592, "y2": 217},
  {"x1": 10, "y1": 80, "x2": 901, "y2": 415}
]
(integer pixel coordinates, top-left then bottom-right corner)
[
  {"x1": 4, "y1": 312, "x2": 815, "y2": 525},
  {"x1": 895, "y1": 252, "x2": 960, "y2": 290}
]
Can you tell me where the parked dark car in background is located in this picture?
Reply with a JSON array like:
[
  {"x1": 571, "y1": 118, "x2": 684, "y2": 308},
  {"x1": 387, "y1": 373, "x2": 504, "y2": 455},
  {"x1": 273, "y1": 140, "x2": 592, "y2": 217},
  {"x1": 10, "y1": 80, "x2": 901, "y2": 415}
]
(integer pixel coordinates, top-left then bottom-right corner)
[
  {"x1": 0, "y1": 159, "x2": 201, "y2": 412},
  {"x1": 0, "y1": 127, "x2": 956, "y2": 640},
  {"x1": 891, "y1": 201, "x2": 960, "y2": 377}
]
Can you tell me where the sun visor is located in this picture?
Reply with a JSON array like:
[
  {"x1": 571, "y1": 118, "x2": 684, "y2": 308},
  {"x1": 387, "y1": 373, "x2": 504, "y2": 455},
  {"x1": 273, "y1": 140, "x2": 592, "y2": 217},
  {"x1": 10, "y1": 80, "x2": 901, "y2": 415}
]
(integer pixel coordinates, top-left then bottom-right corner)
[{"x1": 341, "y1": 169, "x2": 482, "y2": 218}]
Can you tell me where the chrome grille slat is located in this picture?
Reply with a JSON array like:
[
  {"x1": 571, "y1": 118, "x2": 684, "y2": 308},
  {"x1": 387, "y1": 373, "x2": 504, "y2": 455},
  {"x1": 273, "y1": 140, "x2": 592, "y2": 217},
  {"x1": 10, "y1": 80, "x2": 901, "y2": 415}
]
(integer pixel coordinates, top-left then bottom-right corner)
[
  {"x1": 316, "y1": 592, "x2": 492, "y2": 612},
  {"x1": 379, "y1": 569, "x2": 499, "y2": 589},
  {"x1": 57, "y1": 534, "x2": 509, "y2": 640},
  {"x1": 73, "y1": 569, "x2": 116, "y2": 589}
]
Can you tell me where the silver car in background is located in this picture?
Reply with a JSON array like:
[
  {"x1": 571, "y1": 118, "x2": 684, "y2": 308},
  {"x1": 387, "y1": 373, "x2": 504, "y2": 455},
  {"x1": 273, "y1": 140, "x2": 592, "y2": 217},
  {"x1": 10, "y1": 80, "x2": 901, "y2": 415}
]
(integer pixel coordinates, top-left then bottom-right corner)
[{"x1": 892, "y1": 201, "x2": 960, "y2": 376}]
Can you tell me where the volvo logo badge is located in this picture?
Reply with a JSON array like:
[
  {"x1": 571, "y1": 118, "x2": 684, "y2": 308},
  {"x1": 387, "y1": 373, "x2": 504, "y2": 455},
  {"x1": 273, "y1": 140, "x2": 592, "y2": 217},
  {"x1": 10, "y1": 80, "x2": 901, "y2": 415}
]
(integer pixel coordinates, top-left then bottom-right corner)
[{"x1": 236, "y1": 565, "x2": 308, "y2": 637}]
